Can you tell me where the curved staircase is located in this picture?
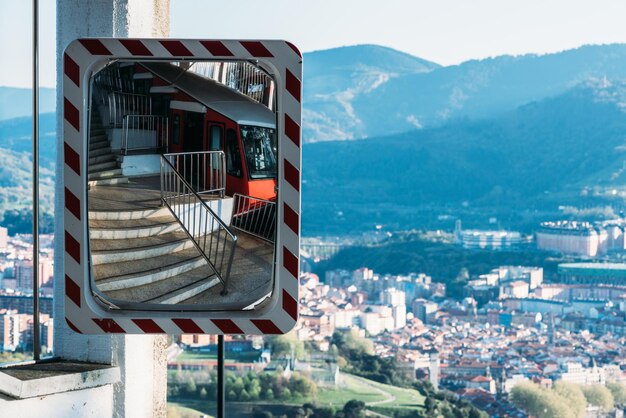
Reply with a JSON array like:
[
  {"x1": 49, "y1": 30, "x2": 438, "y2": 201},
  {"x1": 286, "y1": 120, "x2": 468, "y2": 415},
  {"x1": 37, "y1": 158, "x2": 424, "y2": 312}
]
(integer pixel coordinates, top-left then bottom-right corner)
[
  {"x1": 87, "y1": 91, "x2": 274, "y2": 309},
  {"x1": 88, "y1": 112, "x2": 128, "y2": 186},
  {"x1": 88, "y1": 182, "x2": 222, "y2": 305}
]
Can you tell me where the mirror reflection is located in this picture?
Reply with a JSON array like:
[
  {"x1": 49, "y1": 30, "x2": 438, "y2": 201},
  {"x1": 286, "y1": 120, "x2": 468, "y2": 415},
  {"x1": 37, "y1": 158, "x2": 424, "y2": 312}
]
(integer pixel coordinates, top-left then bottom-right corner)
[{"x1": 87, "y1": 60, "x2": 277, "y2": 310}]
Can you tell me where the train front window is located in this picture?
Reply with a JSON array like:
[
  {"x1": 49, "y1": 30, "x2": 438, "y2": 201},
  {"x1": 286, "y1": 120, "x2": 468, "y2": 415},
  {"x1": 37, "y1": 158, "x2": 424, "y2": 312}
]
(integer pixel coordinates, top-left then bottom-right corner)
[{"x1": 240, "y1": 125, "x2": 277, "y2": 179}]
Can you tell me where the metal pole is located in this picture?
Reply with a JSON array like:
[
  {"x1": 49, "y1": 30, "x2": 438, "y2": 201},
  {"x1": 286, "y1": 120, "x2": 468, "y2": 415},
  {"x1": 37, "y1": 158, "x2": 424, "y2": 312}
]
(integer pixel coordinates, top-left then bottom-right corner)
[
  {"x1": 217, "y1": 335, "x2": 225, "y2": 418},
  {"x1": 32, "y1": 0, "x2": 40, "y2": 361}
]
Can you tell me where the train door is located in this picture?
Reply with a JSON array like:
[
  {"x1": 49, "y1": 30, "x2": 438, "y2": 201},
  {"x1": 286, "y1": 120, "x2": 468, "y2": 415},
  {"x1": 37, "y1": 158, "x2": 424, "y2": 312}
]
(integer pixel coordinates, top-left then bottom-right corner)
[
  {"x1": 224, "y1": 127, "x2": 248, "y2": 197},
  {"x1": 183, "y1": 111, "x2": 204, "y2": 187},
  {"x1": 205, "y1": 121, "x2": 225, "y2": 194},
  {"x1": 169, "y1": 109, "x2": 184, "y2": 154},
  {"x1": 183, "y1": 111, "x2": 204, "y2": 152}
]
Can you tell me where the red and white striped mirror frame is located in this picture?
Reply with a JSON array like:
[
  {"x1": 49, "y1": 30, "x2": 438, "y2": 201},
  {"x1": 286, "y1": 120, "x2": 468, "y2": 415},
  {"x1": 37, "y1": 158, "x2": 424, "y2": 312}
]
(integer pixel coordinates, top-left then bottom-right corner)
[{"x1": 63, "y1": 38, "x2": 301, "y2": 334}]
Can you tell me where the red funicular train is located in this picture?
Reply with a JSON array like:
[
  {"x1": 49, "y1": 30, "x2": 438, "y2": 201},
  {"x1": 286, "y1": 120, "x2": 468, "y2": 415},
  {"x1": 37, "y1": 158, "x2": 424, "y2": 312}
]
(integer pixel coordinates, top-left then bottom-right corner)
[{"x1": 138, "y1": 62, "x2": 277, "y2": 201}]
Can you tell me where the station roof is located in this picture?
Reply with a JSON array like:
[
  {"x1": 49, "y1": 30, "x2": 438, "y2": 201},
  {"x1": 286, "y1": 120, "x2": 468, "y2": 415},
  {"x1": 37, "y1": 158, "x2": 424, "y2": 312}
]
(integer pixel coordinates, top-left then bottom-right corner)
[{"x1": 140, "y1": 62, "x2": 276, "y2": 129}]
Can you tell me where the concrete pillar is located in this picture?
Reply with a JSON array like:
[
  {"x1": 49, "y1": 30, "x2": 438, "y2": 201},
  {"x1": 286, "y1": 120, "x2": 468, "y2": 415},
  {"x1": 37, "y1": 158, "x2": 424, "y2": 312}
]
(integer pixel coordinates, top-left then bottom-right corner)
[{"x1": 54, "y1": 1, "x2": 170, "y2": 417}]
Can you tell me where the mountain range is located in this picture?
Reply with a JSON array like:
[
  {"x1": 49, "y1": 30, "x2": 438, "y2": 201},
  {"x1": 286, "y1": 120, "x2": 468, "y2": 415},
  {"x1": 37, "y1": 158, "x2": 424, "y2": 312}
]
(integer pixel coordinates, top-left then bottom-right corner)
[
  {"x1": 0, "y1": 87, "x2": 56, "y2": 121},
  {"x1": 2, "y1": 44, "x2": 626, "y2": 236},
  {"x1": 0, "y1": 114, "x2": 56, "y2": 231},
  {"x1": 302, "y1": 79, "x2": 626, "y2": 234},
  {"x1": 303, "y1": 43, "x2": 626, "y2": 142}
]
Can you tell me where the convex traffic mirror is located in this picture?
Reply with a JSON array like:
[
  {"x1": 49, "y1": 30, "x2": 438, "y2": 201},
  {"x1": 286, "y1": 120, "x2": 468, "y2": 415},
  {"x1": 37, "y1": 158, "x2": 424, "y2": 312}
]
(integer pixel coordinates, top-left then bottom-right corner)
[{"x1": 63, "y1": 39, "x2": 301, "y2": 335}]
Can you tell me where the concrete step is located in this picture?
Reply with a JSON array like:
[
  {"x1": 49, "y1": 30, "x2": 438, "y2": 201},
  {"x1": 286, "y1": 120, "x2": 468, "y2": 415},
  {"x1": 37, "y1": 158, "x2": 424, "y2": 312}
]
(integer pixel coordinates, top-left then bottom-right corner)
[
  {"x1": 88, "y1": 153, "x2": 117, "y2": 165},
  {"x1": 105, "y1": 270, "x2": 220, "y2": 304},
  {"x1": 180, "y1": 233, "x2": 273, "y2": 307},
  {"x1": 88, "y1": 168, "x2": 123, "y2": 180},
  {"x1": 89, "y1": 147, "x2": 113, "y2": 158},
  {"x1": 88, "y1": 206, "x2": 169, "y2": 221},
  {"x1": 94, "y1": 247, "x2": 208, "y2": 292},
  {"x1": 88, "y1": 160, "x2": 118, "y2": 173},
  {"x1": 89, "y1": 216, "x2": 179, "y2": 239},
  {"x1": 147, "y1": 275, "x2": 221, "y2": 304},
  {"x1": 89, "y1": 134, "x2": 107, "y2": 142},
  {"x1": 88, "y1": 175, "x2": 129, "y2": 187},
  {"x1": 90, "y1": 140, "x2": 109, "y2": 150},
  {"x1": 91, "y1": 231, "x2": 193, "y2": 264}
]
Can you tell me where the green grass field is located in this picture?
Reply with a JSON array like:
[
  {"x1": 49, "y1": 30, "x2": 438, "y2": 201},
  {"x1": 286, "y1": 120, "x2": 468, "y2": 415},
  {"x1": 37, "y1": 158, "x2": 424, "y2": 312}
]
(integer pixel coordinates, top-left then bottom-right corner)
[
  {"x1": 315, "y1": 373, "x2": 424, "y2": 410},
  {"x1": 168, "y1": 373, "x2": 425, "y2": 416},
  {"x1": 167, "y1": 402, "x2": 213, "y2": 418},
  {"x1": 316, "y1": 374, "x2": 386, "y2": 405}
]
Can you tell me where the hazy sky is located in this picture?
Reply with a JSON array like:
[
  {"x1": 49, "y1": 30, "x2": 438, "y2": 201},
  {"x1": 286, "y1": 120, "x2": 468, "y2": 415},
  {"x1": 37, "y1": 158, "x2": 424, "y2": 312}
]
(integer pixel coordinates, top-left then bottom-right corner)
[{"x1": 2, "y1": 0, "x2": 626, "y2": 88}]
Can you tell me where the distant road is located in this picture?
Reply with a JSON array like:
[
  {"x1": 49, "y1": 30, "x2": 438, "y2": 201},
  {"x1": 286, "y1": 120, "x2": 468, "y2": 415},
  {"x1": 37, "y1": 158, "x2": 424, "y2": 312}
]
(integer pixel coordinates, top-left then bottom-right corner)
[{"x1": 349, "y1": 375, "x2": 396, "y2": 406}]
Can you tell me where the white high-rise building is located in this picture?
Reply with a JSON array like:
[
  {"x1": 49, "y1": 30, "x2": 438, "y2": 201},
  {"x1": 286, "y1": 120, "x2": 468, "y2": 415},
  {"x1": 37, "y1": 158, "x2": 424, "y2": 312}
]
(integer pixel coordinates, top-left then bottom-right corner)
[
  {"x1": 382, "y1": 288, "x2": 407, "y2": 329},
  {"x1": 382, "y1": 287, "x2": 406, "y2": 307}
]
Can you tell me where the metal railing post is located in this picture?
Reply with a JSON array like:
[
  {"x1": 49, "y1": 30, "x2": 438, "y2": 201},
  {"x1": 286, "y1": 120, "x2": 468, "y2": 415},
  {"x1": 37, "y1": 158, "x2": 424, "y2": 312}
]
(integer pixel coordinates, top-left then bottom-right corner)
[
  {"x1": 32, "y1": 0, "x2": 40, "y2": 361},
  {"x1": 217, "y1": 335, "x2": 225, "y2": 418},
  {"x1": 230, "y1": 194, "x2": 276, "y2": 243},
  {"x1": 159, "y1": 154, "x2": 236, "y2": 294}
]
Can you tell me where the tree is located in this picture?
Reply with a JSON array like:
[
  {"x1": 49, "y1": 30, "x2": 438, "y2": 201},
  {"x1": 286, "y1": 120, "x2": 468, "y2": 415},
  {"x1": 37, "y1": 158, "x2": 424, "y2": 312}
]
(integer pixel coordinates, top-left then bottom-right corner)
[
  {"x1": 302, "y1": 403, "x2": 316, "y2": 417},
  {"x1": 511, "y1": 382, "x2": 577, "y2": 418},
  {"x1": 553, "y1": 381, "x2": 586, "y2": 418},
  {"x1": 336, "y1": 356, "x2": 348, "y2": 369},
  {"x1": 291, "y1": 407, "x2": 307, "y2": 418},
  {"x1": 240, "y1": 389, "x2": 251, "y2": 402},
  {"x1": 607, "y1": 382, "x2": 626, "y2": 405},
  {"x1": 199, "y1": 387, "x2": 208, "y2": 399},
  {"x1": 468, "y1": 408, "x2": 487, "y2": 418},
  {"x1": 424, "y1": 397, "x2": 436, "y2": 413},
  {"x1": 583, "y1": 384, "x2": 614, "y2": 411},
  {"x1": 268, "y1": 331, "x2": 305, "y2": 359},
  {"x1": 313, "y1": 409, "x2": 336, "y2": 418},
  {"x1": 413, "y1": 379, "x2": 436, "y2": 397},
  {"x1": 252, "y1": 409, "x2": 273, "y2": 418},
  {"x1": 289, "y1": 373, "x2": 318, "y2": 397},
  {"x1": 184, "y1": 377, "x2": 197, "y2": 395},
  {"x1": 281, "y1": 387, "x2": 292, "y2": 400},
  {"x1": 232, "y1": 376, "x2": 245, "y2": 397},
  {"x1": 2, "y1": 209, "x2": 54, "y2": 234},
  {"x1": 331, "y1": 330, "x2": 374, "y2": 356},
  {"x1": 343, "y1": 400, "x2": 366, "y2": 418},
  {"x1": 167, "y1": 385, "x2": 180, "y2": 398},
  {"x1": 248, "y1": 384, "x2": 261, "y2": 401}
]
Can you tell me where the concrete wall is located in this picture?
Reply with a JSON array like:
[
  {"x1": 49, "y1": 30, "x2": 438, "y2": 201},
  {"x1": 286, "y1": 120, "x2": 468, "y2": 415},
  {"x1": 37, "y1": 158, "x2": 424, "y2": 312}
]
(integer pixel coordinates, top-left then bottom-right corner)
[
  {"x1": 108, "y1": 128, "x2": 159, "y2": 152},
  {"x1": 0, "y1": 385, "x2": 114, "y2": 418},
  {"x1": 121, "y1": 154, "x2": 162, "y2": 176},
  {"x1": 55, "y1": 1, "x2": 170, "y2": 417},
  {"x1": 173, "y1": 198, "x2": 235, "y2": 235}
]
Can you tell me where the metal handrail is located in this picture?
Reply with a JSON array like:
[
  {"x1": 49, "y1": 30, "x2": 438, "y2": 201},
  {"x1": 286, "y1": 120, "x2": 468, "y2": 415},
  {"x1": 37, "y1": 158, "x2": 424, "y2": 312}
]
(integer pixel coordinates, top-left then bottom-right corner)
[
  {"x1": 182, "y1": 61, "x2": 275, "y2": 110},
  {"x1": 231, "y1": 193, "x2": 276, "y2": 243},
  {"x1": 97, "y1": 65, "x2": 134, "y2": 92},
  {"x1": 107, "y1": 91, "x2": 151, "y2": 127},
  {"x1": 160, "y1": 156, "x2": 237, "y2": 294},
  {"x1": 164, "y1": 151, "x2": 226, "y2": 197},
  {"x1": 121, "y1": 115, "x2": 169, "y2": 155}
]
